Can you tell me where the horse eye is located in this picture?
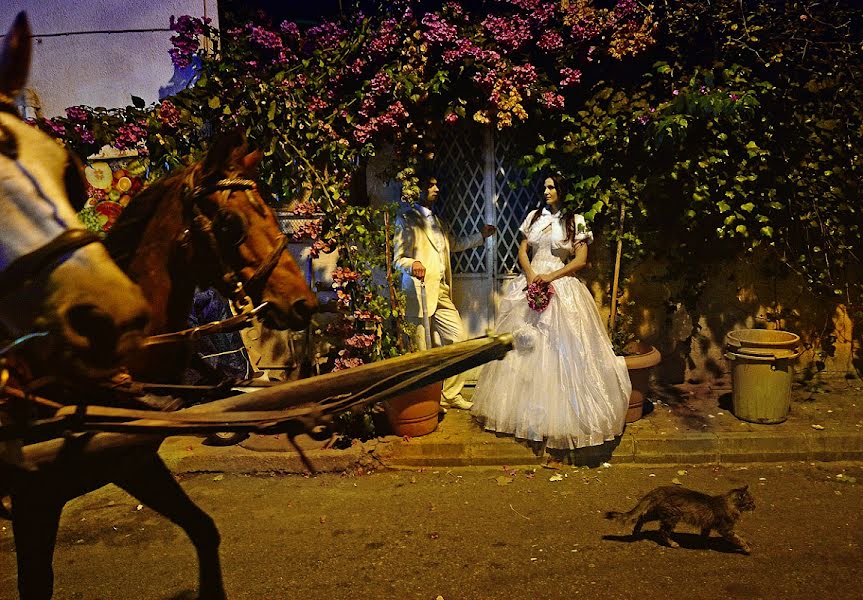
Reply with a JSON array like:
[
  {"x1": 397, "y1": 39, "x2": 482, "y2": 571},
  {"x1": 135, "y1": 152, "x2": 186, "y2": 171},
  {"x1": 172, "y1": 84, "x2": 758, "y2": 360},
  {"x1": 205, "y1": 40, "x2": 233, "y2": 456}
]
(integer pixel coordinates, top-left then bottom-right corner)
[
  {"x1": 64, "y1": 154, "x2": 89, "y2": 212},
  {"x1": 215, "y1": 211, "x2": 246, "y2": 246}
]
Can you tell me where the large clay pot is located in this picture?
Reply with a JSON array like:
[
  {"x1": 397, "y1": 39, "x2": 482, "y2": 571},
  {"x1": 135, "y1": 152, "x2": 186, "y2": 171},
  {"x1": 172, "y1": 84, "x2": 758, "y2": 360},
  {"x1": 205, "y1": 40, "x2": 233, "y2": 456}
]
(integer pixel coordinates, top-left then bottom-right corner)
[
  {"x1": 384, "y1": 381, "x2": 443, "y2": 437},
  {"x1": 623, "y1": 342, "x2": 662, "y2": 423}
]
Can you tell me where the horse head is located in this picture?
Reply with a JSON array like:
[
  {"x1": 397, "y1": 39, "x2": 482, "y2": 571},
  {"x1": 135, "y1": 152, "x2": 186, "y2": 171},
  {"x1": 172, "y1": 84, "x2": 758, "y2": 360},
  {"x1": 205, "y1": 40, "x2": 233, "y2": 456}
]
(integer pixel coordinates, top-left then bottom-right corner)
[
  {"x1": 190, "y1": 131, "x2": 318, "y2": 330},
  {"x1": 105, "y1": 130, "x2": 317, "y2": 340},
  {"x1": 0, "y1": 13, "x2": 150, "y2": 376}
]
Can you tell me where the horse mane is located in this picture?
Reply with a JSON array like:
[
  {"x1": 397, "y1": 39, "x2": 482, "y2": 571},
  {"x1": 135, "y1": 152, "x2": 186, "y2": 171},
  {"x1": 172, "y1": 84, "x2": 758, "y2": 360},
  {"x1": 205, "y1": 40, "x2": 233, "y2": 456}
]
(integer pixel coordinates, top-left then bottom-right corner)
[{"x1": 103, "y1": 166, "x2": 194, "y2": 270}]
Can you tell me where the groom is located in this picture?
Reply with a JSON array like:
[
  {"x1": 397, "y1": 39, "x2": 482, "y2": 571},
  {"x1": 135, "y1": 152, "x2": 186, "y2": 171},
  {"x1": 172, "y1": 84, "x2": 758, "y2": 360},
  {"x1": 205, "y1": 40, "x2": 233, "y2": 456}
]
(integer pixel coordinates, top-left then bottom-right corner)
[{"x1": 393, "y1": 173, "x2": 496, "y2": 410}]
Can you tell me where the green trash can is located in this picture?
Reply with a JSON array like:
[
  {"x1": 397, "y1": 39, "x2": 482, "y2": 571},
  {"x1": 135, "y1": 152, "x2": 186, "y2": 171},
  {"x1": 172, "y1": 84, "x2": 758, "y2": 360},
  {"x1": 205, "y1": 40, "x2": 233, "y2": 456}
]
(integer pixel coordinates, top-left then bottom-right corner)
[{"x1": 725, "y1": 330, "x2": 802, "y2": 424}]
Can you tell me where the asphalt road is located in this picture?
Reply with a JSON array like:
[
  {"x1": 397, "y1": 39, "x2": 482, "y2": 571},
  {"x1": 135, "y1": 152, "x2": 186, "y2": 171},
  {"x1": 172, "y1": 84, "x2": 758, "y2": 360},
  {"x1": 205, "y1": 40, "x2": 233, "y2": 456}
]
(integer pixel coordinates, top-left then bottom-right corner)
[{"x1": 1, "y1": 462, "x2": 861, "y2": 600}]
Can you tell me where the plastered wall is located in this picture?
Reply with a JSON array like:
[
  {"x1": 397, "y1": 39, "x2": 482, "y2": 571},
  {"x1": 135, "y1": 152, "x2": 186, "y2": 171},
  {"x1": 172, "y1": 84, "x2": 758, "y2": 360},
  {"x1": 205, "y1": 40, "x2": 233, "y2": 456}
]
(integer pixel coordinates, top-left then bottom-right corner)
[{"x1": 1, "y1": 1, "x2": 217, "y2": 117}]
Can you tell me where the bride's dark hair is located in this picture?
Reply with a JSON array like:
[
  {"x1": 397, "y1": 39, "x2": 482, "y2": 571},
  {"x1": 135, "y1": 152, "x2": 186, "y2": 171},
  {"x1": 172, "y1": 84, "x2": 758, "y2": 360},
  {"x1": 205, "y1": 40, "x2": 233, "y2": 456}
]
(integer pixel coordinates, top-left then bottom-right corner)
[{"x1": 525, "y1": 173, "x2": 577, "y2": 239}]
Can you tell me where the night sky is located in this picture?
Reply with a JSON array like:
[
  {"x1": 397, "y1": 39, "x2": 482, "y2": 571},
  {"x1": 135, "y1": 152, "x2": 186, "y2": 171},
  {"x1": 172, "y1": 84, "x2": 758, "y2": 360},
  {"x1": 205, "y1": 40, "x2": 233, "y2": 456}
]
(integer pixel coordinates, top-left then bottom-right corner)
[{"x1": 219, "y1": 0, "x2": 349, "y2": 26}]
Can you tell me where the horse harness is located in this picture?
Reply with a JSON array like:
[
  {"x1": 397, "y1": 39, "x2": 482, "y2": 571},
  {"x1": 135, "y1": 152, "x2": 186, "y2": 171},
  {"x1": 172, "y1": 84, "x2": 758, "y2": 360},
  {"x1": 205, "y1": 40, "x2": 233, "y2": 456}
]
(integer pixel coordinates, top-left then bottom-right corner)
[{"x1": 178, "y1": 174, "x2": 289, "y2": 323}]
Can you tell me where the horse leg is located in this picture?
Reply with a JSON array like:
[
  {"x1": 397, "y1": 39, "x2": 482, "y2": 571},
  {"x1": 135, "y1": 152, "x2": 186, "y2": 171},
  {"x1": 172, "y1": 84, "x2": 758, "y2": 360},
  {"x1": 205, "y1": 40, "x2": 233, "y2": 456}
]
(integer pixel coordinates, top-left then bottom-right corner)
[
  {"x1": 11, "y1": 490, "x2": 64, "y2": 600},
  {"x1": 113, "y1": 453, "x2": 226, "y2": 600}
]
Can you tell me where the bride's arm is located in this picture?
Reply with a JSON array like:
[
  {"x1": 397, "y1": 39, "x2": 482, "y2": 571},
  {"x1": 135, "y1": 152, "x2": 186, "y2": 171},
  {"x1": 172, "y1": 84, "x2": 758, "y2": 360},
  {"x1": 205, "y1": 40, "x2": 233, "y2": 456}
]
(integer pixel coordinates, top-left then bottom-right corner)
[
  {"x1": 518, "y1": 238, "x2": 537, "y2": 283},
  {"x1": 536, "y1": 241, "x2": 588, "y2": 283}
]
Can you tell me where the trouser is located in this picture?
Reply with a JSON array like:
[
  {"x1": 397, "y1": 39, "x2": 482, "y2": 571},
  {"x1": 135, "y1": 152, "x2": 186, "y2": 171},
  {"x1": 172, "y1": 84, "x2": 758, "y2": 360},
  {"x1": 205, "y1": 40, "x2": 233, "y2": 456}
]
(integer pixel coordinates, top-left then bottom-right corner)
[{"x1": 408, "y1": 282, "x2": 468, "y2": 402}]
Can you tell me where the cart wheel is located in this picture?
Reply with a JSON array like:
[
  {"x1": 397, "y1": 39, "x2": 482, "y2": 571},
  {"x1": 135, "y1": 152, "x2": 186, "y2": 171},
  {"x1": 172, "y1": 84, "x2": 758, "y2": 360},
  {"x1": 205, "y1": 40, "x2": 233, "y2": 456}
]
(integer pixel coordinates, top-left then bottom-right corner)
[{"x1": 202, "y1": 431, "x2": 250, "y2": 446}]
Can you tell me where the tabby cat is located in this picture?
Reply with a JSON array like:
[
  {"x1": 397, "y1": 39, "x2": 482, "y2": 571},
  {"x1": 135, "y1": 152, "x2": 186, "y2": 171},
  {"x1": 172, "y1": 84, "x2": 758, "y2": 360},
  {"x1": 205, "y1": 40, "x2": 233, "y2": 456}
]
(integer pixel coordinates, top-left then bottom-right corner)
[{"x1": 605, "y1": 485, "x2": 755, "y2": 553}]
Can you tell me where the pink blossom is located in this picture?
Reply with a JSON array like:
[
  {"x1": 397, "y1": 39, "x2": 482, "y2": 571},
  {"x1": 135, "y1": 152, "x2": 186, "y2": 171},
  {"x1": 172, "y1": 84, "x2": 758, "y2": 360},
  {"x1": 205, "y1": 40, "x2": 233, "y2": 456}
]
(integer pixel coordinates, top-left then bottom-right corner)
[
  {"x1": 369, "y1": 19, "x2": 399, "y2": 55},
  {"x1": 370, "y1": 71, "x2": 392, "y2": 96},
  {"x1": 307, "y1": 96, "x2": 328, "y2": 112},
  {"x1": 526, "y1": 281, "x2": 555, "y2": 312},
  {"x1": 345, "y1": 333, "x2": 376, "y2": 350},
  {"x1": 332, "y1": 266, "x2": 361, "y2": 285},
  {"x1": 353, "y1": 309, "x2": 382, "y2": 323},
  {"x1": 74, "y1": 124, "x2": 94, "y2": 145},
  {"x1": 537, "y1": 30, "x2": 564, "y2": 52},
  {"x1": 559, "y1": 67, "x2": 582, "y2": 87},
  {"x1": 169, "y1": 15, "x2": 209, "y2": 69},
  {"x1": 530, "y1": 2, "x2": 556, "y2": 26},
  {"x1": 421, "y1": 13, "x2": 458, "y2": 45},
  {"x1": 249, "y1": 25, "x2": 282, "y2": 51},
  {"x1": 445, "y1": 112, "x2": 459, "y2": 124},
  {"x1": 541, "y1": 92, "x2": 565, "y2": 110},
  {"x1": 333, "y1": 357, "x2": 365, "y2": 371},
  {"x1": 306, "y1": 21, "x2": 348, "y2": 50},
  {"x1": 44, "y1": 119, "x2": 67, "y2": 138},
  {"x1": 114, "y1": 122, "x2": 148, "y2": 150},
  {"x1": 158, "y1": 100, "x2": 181, "y2": 128},
  {"x1": 512, "y1": 64, "x2": 538, "y2": 86},
  {"x1": 65, "y1": 106, "x2": 89, "y2": 123},
  {"x1": 443, "y1": 38, "x2": 499, "y2": 65},
  {"x1": 482, "y1": 14, "x2": 532, "y2": 52},
  {"x1": 280, "y1": 20, "x2": 300, "y2": 38},
  {"x1": 571, "y1": 21, "x2": 601, "y2": 43}
]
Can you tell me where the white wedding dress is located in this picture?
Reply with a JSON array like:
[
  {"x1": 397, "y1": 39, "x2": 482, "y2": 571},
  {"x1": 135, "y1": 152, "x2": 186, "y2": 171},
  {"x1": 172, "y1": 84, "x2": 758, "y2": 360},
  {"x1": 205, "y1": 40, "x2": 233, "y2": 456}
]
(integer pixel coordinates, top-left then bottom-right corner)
[{"x1": 471, "y1": 209, "x2": 632, "y2": 450}]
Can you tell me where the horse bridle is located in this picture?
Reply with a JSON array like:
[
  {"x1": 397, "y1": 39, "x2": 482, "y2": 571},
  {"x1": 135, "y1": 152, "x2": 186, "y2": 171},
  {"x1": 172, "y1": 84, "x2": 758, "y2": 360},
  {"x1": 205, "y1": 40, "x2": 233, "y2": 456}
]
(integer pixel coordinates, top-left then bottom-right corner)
[
  {"x1": 182, "y1": 176, "x2": 289, "y2": 314},
  {"x1": 0, "y1": 229, "x2": 103, "y2": 299}
]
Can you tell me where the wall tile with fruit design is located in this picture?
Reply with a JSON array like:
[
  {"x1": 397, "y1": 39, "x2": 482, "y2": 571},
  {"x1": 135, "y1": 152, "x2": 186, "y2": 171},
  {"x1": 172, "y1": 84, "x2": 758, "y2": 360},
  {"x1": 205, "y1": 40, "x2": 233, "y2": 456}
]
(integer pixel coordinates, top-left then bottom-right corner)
[{"x1": 78, "y1": 156, "x2": 147, "y2": 234}]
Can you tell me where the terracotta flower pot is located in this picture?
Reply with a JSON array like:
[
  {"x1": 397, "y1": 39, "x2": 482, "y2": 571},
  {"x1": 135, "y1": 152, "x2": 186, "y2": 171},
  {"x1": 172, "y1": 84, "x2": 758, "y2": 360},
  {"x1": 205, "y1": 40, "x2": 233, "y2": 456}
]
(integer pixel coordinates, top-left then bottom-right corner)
[
  {"x1": 384, "y1": 381, "x2": 443, "y2": 437},
  {"x1": 623, "y1": 342, "x2": 662, "y2": 423}
]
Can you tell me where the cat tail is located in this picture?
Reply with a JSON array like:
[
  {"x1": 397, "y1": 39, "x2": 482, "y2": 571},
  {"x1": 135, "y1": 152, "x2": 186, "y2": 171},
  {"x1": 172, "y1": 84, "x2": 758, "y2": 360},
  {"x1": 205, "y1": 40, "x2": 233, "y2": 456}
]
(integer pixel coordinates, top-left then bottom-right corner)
[{"x1": 605, "y1": 497, "x2": 652, "y2": 525}]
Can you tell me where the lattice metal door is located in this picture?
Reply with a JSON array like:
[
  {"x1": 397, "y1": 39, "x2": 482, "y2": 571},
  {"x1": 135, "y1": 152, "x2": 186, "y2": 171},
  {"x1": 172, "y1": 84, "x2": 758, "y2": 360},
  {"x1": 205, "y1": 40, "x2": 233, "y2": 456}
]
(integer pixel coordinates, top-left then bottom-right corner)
[{"x1": 435, "y1": 127, "x2": 540, "y2": 358}]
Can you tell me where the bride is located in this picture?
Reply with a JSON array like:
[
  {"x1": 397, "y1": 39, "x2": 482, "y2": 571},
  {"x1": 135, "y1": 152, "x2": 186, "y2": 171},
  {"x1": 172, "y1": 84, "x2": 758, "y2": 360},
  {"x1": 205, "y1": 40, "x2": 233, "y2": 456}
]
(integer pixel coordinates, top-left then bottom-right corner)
[{"x1": 471, "y1": 174, "x2": 631, "y2": 458}]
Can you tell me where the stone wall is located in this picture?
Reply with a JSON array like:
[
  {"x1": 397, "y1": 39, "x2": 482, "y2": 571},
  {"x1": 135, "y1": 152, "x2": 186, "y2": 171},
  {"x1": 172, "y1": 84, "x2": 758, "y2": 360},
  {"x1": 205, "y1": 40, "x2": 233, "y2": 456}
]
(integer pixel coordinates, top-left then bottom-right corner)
[{"x1": 585, "y1": 235, "x2": 859, "y2": 385}]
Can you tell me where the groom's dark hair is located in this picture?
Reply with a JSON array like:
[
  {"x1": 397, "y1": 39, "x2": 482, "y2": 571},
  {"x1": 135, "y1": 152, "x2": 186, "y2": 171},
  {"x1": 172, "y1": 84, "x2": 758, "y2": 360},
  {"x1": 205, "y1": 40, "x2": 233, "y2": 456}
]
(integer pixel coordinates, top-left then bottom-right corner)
[{"x1": 416, "y1": 164, "x2": 436, "y2": 187}]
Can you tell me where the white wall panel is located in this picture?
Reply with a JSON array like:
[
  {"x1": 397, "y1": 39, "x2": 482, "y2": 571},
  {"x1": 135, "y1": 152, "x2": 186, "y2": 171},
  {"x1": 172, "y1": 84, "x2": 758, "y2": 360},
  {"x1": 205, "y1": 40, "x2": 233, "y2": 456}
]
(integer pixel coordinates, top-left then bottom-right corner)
[{"x1": 1, "y1": 1, "x2": 217, "y2": 116}]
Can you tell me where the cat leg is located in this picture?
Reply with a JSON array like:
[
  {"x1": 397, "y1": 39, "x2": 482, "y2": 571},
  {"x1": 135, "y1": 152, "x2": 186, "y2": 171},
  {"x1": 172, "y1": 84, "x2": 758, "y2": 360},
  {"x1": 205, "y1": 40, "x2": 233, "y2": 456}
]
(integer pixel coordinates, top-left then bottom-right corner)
[
  {"x1": 632, "y1": 516, "x2": 646, "y2": 535},
  {"x1": 700, "y1": 526, "x2": 712, "y2": 538},
  {"x1": 658, "y1": 519, "x2": 680, "y2": 548},
  {"x1": 718, "y1": 527, "x2": 751, "y2": 554}
]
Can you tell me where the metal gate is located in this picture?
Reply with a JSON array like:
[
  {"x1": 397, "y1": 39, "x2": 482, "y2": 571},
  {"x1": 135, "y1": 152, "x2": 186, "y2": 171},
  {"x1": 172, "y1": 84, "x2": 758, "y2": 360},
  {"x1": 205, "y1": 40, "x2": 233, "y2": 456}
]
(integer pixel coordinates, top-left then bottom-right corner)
[{"x1": 435, "y1": 127, "x2": 541, "y2": 378}]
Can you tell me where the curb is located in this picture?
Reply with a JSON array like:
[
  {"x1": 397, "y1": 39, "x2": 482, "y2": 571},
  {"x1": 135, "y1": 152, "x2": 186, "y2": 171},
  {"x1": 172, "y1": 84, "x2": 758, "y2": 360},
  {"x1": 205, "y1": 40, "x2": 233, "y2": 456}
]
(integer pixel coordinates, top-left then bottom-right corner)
[{"x1": 158, "y1": 429, "x2": 863, "y2": 474}]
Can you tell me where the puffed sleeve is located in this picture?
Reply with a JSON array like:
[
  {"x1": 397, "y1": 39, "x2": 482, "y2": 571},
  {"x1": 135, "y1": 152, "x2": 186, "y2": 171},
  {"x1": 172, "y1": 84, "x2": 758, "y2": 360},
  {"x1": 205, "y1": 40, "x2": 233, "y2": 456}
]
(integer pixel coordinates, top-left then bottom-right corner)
[
  {"x1": 573, "y1": 214, "x2": 594, "y2": 244},
  {"x1": 550, "y1": 214, "x2": 593, "y2": 253},
  {"x1": 518, "y1": 210, "x2": 538, "y2": 238}
]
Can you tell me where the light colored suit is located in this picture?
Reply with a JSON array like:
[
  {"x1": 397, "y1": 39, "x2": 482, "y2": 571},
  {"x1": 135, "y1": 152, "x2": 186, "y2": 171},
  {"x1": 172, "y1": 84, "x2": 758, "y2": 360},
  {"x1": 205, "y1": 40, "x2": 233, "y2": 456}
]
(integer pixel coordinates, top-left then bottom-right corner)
[{"x1": 393, "y1": 205, "x2": 484, "y2": 402}]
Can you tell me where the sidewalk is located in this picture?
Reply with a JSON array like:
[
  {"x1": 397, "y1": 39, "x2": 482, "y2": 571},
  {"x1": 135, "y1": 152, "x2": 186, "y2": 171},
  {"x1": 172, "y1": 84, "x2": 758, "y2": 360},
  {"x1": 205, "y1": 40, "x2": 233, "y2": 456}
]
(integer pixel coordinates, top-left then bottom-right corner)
[{"x1": 159, "y1": 377, "x2": 863, "y2": 474}]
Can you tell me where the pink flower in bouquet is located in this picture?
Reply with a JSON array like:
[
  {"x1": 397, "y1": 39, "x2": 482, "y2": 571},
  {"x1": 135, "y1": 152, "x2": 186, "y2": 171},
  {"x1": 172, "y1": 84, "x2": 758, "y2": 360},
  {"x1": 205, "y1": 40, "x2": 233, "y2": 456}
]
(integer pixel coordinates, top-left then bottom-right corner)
[{"x1": 526, "y1": 281, "x2": 555, "y2": 313}]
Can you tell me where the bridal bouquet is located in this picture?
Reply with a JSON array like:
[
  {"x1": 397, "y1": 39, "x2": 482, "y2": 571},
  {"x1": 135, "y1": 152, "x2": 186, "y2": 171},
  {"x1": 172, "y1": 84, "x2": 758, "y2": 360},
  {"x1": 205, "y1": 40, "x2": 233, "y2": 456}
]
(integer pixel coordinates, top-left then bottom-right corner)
[{"x1": 526, "y1": 281, "x2": 555, "y2": 313}]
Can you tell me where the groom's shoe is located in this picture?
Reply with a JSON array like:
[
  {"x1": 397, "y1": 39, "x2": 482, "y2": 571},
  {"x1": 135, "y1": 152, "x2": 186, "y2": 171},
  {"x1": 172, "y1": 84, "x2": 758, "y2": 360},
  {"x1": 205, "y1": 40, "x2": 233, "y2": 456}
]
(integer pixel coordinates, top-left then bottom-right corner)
[{"x1": 447, "y1": 395, "x2": 474, "y2": 410}]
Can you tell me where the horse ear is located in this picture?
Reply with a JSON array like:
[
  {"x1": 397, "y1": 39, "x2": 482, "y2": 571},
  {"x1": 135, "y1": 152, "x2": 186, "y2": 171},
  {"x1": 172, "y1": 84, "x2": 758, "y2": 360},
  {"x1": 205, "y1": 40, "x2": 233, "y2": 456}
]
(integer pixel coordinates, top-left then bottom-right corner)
[
  {"x1": 242, "y1": 149, "x2": 263, "y2": 171},
  {"x1": 0, "y1": 12, "x2": 32, "y2": 99},
  {"x1": 203, "y1": 129, "x2": 247, "y2": 175}
]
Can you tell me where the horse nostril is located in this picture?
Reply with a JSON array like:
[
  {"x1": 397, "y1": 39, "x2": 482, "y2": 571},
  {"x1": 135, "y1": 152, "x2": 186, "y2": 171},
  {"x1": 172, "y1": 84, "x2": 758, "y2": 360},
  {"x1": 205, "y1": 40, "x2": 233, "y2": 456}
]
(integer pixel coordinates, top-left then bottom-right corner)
[
  {"x1": 66, "y1": 304, "x2": 117, "y2": 346},
  {"x1": 292, "y1": 298, "x2": 315, "y2": 322}
]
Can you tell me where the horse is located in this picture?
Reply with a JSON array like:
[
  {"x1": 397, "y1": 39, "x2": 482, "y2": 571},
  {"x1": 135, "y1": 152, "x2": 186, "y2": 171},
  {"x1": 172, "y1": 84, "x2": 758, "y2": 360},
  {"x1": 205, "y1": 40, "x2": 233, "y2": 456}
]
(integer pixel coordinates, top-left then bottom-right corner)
[
  {"x1": 2, "y1": 23, "x2": 317, "y2": 600},
  {"x1": 0, "y1": 12, "x2": 150, "y2": 377},
  {"x1": 5, "y1": 134, "x2": 318, "y2": 598},
  {"x1": 102, "y1": 129, "x2": 317, "y2": 383}
]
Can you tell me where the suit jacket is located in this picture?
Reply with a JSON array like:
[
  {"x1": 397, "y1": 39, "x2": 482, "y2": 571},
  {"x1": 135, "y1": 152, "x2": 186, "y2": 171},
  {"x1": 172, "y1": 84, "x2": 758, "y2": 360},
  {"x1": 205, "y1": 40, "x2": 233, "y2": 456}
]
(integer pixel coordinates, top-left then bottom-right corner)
[{"x1": 393, "y1": 206, "x2": 483, "y2": 318}]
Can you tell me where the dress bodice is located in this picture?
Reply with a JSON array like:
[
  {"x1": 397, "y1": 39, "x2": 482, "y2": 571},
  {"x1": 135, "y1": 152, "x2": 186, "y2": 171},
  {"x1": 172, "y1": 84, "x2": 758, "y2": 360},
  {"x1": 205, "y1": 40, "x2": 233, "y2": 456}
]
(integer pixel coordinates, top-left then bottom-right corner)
[{"x1": 519, "y1": 209, "x2": 593, "y2": 268}]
